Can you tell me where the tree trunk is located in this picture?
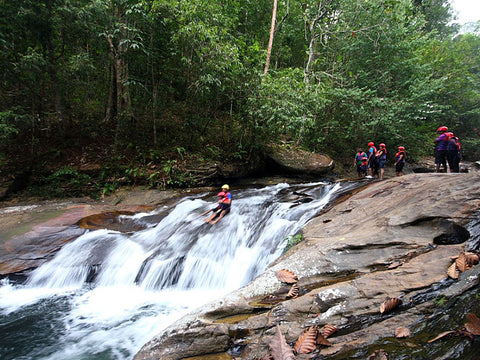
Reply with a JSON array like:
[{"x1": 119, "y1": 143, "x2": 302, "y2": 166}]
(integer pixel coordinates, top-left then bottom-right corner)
[{"x1": 264, "y1": 0, "x2": 278, "y2": 76}]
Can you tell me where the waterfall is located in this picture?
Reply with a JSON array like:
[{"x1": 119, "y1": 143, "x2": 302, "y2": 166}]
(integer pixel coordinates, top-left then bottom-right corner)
[{"x1": 0, "y1": 181, "x2": 348, "y2": 360}]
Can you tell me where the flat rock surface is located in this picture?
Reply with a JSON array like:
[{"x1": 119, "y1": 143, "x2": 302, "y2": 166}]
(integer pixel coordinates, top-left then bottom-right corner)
[{"x1": 133, "y1": 173, "x2": 480, "y2": 360}]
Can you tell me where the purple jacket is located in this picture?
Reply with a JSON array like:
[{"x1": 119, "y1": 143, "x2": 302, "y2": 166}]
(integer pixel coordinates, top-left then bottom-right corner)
[{"x1": 435, "y1": 133, "x2": 448, "y2": 151}]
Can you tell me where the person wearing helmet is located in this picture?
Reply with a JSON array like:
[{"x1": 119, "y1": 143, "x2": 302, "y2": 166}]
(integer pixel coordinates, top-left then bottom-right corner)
[
  {"x1": 446, "y1": 134, "x2": 461, "y2": 173},
  {"x1": 434, "y1": 126, "x2": 449, "y2": 173},
  {"x1": 375, "y1": 143, "x2": 387, "y2": 179},
  {"x1": 354, "y1": 148, "x2": 367, "y2": 178},
  {"x1": 202, "y1": 184, "x2": 232, "y2": 225},
  {"x1": 395, "y1": 146, "x2": 406, "y2": 176},
  {"x1": 366, "y1": 141, "x2": 378, "y2": 178}
]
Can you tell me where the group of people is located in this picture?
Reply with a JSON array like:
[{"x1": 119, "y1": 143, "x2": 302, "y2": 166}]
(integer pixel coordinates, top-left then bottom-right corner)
[
  {"x1": 354, "y1": 142, "x2": 406, "y2": 179},
  {"x1": 354, "y1": 126, "x2": 462, "y2": 179},
  {"x1": 434, "y1": 126, "x2": 462, "y2": 173},
  {"x1": 206, "y1": 127, "x2": 461, "y2": 225}
]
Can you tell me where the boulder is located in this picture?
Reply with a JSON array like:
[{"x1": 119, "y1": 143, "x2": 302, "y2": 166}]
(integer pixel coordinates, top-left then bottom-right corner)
[
  {"x1": 265, "y1": 144, "x2": 335, "y2": 175},
  {"x1": 134, "y1": 173, "x2": 480, "y2": 360}
]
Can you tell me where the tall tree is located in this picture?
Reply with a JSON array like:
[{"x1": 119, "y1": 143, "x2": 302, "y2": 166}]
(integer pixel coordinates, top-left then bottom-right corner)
[{"x1": 264, "y1": 0, "x2": 278, "y2": 75}]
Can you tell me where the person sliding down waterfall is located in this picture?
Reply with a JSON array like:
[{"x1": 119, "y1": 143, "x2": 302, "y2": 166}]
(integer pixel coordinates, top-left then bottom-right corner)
[{"x1": 201, "y1": 184, "x2": 232, "y2": 225}]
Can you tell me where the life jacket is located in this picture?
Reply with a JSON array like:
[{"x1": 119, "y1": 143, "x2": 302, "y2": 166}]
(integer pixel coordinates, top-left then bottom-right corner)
[
  {"x1": 368, "y1": 146, "x2": 377, "y2": 160},
  {"x1": 395, "y1": 151, "x2": 406, "y2": 163},
  {"x1": 376, "y1": 148, "x2": 387, "y2": 160},
  {"x1": 447, "y1": 136, "x2": 458, "y2": 151},
  {"x1": 355, "y1": 151, "x2": 366, "y2": 164},
  {"x1": 221, "y1": 192, "x2": 232, "y2": 204}
]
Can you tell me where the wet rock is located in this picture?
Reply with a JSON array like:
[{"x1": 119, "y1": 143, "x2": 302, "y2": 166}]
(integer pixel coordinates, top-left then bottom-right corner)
[
  {"x1": 265, "y1": 144, "x2": 335, "y2": 175},
  {"x1": 0, "y1": 201, "x2": 160, "y2": 277},
  {"x1": 134, "y1": 173, "x2": 480, "y2": 360}
]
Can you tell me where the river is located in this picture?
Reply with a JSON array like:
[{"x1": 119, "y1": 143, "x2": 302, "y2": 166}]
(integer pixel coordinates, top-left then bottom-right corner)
[{"x1": 0, "y1": 181, "x2": 359, "y2": 360}]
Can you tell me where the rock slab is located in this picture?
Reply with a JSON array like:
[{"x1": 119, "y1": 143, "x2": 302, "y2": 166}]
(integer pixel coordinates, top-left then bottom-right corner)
[{"x1": 134, "y1": 173, "x2": 480, "y2": 360}]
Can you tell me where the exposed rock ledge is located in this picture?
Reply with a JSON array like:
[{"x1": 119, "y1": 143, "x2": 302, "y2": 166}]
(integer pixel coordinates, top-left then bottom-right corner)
[
  {"x1": 134, "y1": 173, "x2": 480, "y2": 360},
  {"x1": 265, "y1": 144, "x2": 335, "y2": 175}
]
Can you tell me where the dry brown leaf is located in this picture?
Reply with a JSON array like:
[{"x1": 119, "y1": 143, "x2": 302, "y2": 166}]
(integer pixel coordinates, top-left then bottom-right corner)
[
  {"x1": 456, "y1": 253, "x2": 471, "y2": 272},
  {"x1": 294, "y1": 326, "x2": 317, "y2": 354},
  {"x1": 316, "y1": 332, "x2": 332, "y2": 346},
  {"x1": 465, "y1": 252, "x2": 479, "y2": 266},
  {"x1": 275, "y1": 269, "x2": 298, "y2": 284},
  {"x1": 379, "y1": 297, "x2": 402, "y2": 314},
  {"x1": 269, "y1": 324, "x2": 295, "y2": 360},
  {"x1": 394, "y1": 326, "x2": 411, "y2": 338},
  {"x1": 447, "y1": 262, "x2": 459, "y2": 279},
  {"x1": 465, "y1": 313, "x2": 480, "y2": 335},
  {"x1": 286, "y1": 284, "x2": 299, "y2": 299},
  {"x1": 367, "y1": 349, "x2": 388, "y2": 360},
  {"x1": 321, "y1": 323, "x2": 338, "y2": 338},
  {"x1": 428, "y1": 330, "x2": 456, "y2": 343}
]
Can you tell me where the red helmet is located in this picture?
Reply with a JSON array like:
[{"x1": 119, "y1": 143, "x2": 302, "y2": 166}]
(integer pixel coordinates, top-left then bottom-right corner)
[
  {"x1": 437, "y1": 126, "x2": 448, "y2": 132},
  {"x1": 368, "y1": 142, "x2": 374, "y2": 147},
  {"x1": 379, "y1": 143, "x2": 385, "y2": 148},
  {"x1": 398, "y1": 146, "x2": 405, "y2": 150}
]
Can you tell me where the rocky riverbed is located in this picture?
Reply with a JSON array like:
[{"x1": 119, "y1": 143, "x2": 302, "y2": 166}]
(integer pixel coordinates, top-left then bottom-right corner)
[
  {"x1": 133, "y1": 173, "x2": 480, "y2": 360},
  {"x1": 1, "y1": 173, "x2": 480, "y2": 360}
]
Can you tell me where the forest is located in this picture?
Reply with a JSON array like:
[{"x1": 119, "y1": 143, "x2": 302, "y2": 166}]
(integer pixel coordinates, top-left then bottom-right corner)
[{"x1": 0, "y1": 0, "x2": 479, "y2": 198}]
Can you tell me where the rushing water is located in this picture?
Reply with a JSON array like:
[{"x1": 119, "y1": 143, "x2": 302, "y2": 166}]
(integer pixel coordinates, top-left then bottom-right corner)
[{"x1": 0, "y1": 181, "x2": 355, "y2": 360}]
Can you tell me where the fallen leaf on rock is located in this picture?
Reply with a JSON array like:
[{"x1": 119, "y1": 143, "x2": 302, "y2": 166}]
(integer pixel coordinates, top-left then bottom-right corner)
[
  {"x1": 447, "y1": 262, "x2": 459, "y2": 279},
  {"x1": 465, "y1": 313, "x2": 480, "y2": 335},
  {"x1": 321, "y1": 323, "x2": 338, "y2": 338},
  {"x1": 275, "y1": 269, "x2": 298, "y2": 284},
  {"x1": 316, "y1": 332, "x2": 332, "y2": 346},
  {"x1": 428, "y1": 330, "x2": 457, "y2": 343},
  {"x1": 269, "y1": 324, "x2": 295, "y2": 360},
  {"x1": 367, "y1": 349, "x2": 388, "y2": 360},
  {"x1": 456, "y1": 253, "x2": 470, "y2": 272},
  {"x1": 286, "y1": 284, "x2": 299, "y2": 299},
  {"x1": 465, "y1": 252, "x2": 479, "y2": 266},
  {"x1": 294, "y1": 326, "x2": 317, "y2": 354},
  {"x1": 380, "y1": 297, "x2": 402, "y2": 314},
  {"x1": 394, "y1": 326, "x2": 411, "y2": 338}
]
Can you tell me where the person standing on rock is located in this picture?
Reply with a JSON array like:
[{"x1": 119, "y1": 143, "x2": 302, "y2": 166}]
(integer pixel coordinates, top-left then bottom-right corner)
[
  {"x1": 201, "y1": 184, "x2": 232, "y2": 225},
  {"x1": 446, "y1": 134, "x2": 461, "y2": 173},
  {"x1": 395, "y1": 146, "x2": 406, "y2": 176},
  {"x1": 354, "y1": 148, "x2": 367, "y2": 178},
  {"x1": 367, "y1": 142, "x2": 378, "y2": 178},
  {"x1": 434, "y1": 126, "x2": 449, "y2": 173},
  {"x1": 376, "y1": 143, "x2": 387, "y2": 179}
]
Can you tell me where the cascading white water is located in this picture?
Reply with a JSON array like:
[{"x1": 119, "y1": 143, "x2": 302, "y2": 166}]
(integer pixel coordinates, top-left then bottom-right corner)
[{"x1": 0, "y1": 181, "x2": 345, "y2": 360}]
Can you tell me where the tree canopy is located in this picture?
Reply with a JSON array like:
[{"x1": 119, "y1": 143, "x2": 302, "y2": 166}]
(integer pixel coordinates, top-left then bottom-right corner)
[{"x1": 1, "y1": 0, "x2": 479, "y2": 195}]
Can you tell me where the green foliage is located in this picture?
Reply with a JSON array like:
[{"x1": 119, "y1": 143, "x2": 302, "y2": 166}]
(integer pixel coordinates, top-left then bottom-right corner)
[
  {"x1": 0, "y1": 111, "x2": 21, "y2": 140},
  {"x1": 434, "y1": 295, "x2": 448, "y2": 307},
  {"x1": 283, "y1": 233, "x2": 304, "y2": 253},
  {"x1": 28, "y1": 167, "x2": 92, "y2": 199},
  {"x1": 0, "y1": 0, "x2": 479, "y2": 189}
]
